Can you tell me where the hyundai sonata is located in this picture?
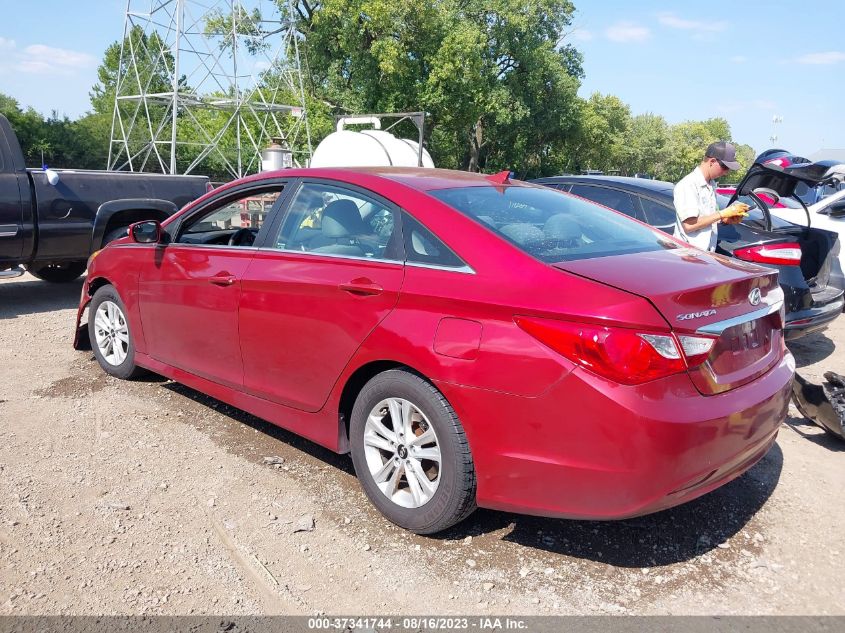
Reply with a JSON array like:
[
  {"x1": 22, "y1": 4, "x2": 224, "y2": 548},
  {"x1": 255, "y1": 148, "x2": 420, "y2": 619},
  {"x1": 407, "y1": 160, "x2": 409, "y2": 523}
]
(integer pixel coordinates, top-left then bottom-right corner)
[{"x1": 74, "y1": 167, "x2": 794, "y2": 534}]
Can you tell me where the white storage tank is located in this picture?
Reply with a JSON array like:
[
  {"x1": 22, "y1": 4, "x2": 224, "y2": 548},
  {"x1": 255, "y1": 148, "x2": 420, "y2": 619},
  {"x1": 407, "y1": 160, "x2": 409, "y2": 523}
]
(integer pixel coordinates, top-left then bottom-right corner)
[{"x1": 311, "y1": 119, "x2": 434, "y2": 168}]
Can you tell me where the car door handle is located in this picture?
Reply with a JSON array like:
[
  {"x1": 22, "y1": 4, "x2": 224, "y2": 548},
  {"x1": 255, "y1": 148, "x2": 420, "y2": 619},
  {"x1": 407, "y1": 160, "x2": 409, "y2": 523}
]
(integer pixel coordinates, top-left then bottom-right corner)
[
  {"x1": 339, "y1": 279, "x2": 383, "y2": 296},
  {"x1": 209, "y1": 274, "x2": 236, "y2": 286}
]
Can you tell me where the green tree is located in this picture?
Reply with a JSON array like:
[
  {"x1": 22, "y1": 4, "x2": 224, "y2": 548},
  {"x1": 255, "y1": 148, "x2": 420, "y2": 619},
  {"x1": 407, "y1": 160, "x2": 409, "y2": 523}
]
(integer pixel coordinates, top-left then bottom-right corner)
[
  {"x1": 280, "y1": 0, "x2": 583, "y2": 173},
  {"x1": 620, "y1": 113, "x2": 669, "y2": 177},
  {"x1": 204, "y1": 4, "x2": 268, "y2": 55},
  {"x1": 563, "y1": 92, "x2": 631, "y2": 174},
  {"x1": 660, "y1": 118, "x2": 732, "y2": 182}
]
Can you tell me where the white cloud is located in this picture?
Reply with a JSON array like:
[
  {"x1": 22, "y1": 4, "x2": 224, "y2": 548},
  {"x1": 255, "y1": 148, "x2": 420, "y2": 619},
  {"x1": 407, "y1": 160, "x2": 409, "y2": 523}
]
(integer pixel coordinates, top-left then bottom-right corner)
[
  {"x1": 796, "y1": 51, "x2": 845, "y2": 65},
  {"x1": 0, "y1": 36, "x2": 16, "y2": 49},
  {"x1": 605, "y1": 22, "x2": 650, "y2": 43},
  {"x1": 657, "y1": 12, "x2": 728, "y2": 34},
  {"x1": 17, "y1": 44, "x2": 97, "y2": 75}
]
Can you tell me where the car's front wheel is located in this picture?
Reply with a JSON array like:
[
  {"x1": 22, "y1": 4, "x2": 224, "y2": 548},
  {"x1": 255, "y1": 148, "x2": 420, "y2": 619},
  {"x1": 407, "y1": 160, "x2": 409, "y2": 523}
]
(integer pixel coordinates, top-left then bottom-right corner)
[
  {"x1": 350, "y1": 369, "x2": 477, "y2": 534},
  {"x1": 88, "y1": 285, "x2": 145, "y2": 379}
]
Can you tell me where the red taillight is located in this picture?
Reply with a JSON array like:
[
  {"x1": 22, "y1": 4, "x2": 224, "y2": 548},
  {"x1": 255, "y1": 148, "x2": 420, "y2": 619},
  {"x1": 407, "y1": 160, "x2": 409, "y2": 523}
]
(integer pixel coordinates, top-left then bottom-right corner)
[
  {"x1": 734, "y1": 242, "x2": 802, "y2": 266},
  {"x1": 515, "y1": 317, "x2": 715, "y2": 385}
]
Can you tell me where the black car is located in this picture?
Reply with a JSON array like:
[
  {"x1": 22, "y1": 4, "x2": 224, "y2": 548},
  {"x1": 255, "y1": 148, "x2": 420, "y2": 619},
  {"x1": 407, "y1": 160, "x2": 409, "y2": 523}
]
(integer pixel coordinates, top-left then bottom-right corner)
[{"x1": 532, "y1": 154, "x2": 845, "y2": 340}]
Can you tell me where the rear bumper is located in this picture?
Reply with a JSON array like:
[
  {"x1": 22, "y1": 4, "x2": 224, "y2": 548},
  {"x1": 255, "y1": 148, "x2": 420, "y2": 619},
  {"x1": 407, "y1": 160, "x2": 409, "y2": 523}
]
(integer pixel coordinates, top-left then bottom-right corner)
[
  {"x1": 784, "y1": 291, "x2": 844, "y2": 340},
  {"x1": 440, "y1": 352, "x2": 794, "y2": 520}
]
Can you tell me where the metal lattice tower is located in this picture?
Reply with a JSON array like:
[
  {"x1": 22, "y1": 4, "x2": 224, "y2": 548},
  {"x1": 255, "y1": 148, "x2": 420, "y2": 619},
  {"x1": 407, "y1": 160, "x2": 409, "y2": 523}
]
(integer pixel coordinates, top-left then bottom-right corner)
[{"x1": 109, "y1": 0, "x2": 311, "y2": 178}]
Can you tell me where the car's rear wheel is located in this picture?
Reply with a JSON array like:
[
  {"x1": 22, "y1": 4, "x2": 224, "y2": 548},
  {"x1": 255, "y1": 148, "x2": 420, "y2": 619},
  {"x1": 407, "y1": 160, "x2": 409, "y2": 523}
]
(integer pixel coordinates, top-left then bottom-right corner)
[
  {"x1": 26, "y1": 260, "x2": 86, "y2": 283},
  {"x1": 350, "y1": 369, "x2": 476, "y2": 534},
  {"x1": 103, "y1": 226, "x2": 131, "y2": 246},
  {"x1": 88, "y1": 285, "x2": 145, "y2": 379}
]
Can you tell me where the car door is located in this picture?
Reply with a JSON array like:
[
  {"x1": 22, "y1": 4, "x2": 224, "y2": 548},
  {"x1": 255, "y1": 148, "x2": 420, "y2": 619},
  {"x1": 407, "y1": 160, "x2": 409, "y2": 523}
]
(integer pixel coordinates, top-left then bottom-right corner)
[
  {"x1": 0, "y1": 155, "x2": 26, "y2": 264},
  {"x1": 238, "y1": 179, "x2": 405, "y2": 412},
  {"x1": 137, "y1": 182, "x2": 288, "y2": 388}
]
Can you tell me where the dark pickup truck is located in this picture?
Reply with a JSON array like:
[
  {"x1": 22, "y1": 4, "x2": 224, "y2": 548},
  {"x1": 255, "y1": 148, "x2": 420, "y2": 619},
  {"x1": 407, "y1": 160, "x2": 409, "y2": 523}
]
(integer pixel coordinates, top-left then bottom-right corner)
[{"x1": 0, "y1": 113, "x2": 209, "y2": 282}]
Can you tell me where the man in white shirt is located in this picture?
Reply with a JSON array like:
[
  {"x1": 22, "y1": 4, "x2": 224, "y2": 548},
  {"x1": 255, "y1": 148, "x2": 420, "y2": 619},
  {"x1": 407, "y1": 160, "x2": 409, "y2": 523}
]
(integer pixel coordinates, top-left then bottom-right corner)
[{"x1": 674, "y1": 141, "x2": 747, "y2": 251}]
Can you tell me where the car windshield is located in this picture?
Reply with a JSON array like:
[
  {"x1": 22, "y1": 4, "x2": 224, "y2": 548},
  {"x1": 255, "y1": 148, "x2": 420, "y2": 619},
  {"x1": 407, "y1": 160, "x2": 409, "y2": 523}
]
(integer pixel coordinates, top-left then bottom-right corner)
[{"x1": 429, "y1": 185, "x2": 677, "y2": 263}]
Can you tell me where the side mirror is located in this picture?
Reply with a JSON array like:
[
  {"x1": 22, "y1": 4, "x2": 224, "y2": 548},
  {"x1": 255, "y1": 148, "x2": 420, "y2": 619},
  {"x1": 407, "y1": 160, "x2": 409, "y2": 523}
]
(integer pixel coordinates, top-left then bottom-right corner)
[
  {"x1": 752, "y1": 187, "x2": 780, "y2": 205},
  {"x1": 828, "y1": 201, "x2": 845, "y2": 218},
  {"x1": 130, "y1": 220, "x2": 162, "y2": 243}
]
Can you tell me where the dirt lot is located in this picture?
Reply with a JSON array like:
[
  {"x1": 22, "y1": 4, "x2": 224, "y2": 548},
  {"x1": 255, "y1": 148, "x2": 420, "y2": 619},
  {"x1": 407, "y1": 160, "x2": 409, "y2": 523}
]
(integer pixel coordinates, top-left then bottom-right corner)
[{"x1": 1, "y1": 273, "x2": 843, "y2": 616}]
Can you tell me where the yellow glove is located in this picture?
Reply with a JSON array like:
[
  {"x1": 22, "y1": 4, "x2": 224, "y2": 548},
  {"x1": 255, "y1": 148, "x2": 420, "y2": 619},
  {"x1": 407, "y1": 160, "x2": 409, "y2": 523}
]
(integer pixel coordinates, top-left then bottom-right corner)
[{"x1": 720, "y1": 202, "x2": 750, "y2": 223}]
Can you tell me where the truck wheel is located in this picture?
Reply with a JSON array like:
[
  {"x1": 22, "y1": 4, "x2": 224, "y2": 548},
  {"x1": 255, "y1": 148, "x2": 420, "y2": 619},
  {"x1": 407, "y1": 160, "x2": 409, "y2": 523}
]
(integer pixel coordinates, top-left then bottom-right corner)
[
  {"x1": 26, "y1": 261, "x2": 87, "y2": 283},
  {"x1": 349, "y1": 369, "x2": 477, "y2": 534},
  {"x1": 103, "y1": 226, "x2": 130, "y2": 246},
  {"x1": 88, "y1": 285, "x2": 145, "y2": 380}
]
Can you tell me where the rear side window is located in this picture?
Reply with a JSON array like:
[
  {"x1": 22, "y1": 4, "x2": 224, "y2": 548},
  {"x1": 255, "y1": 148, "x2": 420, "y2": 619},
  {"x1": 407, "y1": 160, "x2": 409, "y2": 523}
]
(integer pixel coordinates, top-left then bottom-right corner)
[
  {"x1": 429, "y1": 185, "x2": 676, "y2": 263},
  {"x1": 402, "y1": 212, "x2": 466, "y2": 268},
  {"x1": 569, "y1": 184, "x2": 642, "y2": 221},
  {"x1": 639, "y1": 196, "x2": 677, "y2": 233}
]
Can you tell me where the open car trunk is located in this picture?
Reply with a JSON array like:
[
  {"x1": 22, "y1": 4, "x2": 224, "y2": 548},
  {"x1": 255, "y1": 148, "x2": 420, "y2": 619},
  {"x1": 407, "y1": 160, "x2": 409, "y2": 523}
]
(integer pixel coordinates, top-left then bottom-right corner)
[
  {"x1": 720, "y1": 219, "x2": 841, "y2": 291},
  {"x1": 726, "y1": 151, "x2": 845, "y2": 298}
]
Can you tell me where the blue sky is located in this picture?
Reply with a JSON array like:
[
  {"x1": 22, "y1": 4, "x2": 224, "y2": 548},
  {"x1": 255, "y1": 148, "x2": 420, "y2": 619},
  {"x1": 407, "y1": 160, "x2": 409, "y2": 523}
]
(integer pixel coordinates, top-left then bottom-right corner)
[{"x1": 1, "y1": 1, "x2": 843, "y2": 156}]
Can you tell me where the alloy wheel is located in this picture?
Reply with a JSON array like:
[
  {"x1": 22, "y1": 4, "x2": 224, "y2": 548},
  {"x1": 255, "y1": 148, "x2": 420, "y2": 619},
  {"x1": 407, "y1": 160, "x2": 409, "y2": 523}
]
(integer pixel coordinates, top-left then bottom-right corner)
[
  {"x1": 93, "y1": 300, "x2": 130, "y2": 366},
  {"x1": 363, "y1": 397, "x2": 442, "y2": 508}
]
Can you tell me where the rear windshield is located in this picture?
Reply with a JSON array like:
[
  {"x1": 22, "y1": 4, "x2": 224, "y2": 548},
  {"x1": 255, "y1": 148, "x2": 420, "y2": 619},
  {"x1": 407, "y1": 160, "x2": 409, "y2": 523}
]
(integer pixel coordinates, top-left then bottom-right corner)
[
  {"x1": 716, "y1": 193, "x2": 795, "y2": 229},
  {"x1": 429, "y1": 185, "x2": 677, "y2": 263}
]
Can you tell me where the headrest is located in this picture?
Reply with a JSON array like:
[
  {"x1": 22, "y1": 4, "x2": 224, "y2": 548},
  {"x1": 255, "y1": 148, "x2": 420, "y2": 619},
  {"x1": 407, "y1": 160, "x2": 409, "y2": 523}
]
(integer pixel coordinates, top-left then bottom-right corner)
[
  {"x1": 321, "y1": 199, "x2": 368, "y2": 238},
  {"x1": 543, "y1": 214, "x2": 581, "y2": 240},
  {"x1": 500, "y1": 223, "x2": 544, "y2": 245}
]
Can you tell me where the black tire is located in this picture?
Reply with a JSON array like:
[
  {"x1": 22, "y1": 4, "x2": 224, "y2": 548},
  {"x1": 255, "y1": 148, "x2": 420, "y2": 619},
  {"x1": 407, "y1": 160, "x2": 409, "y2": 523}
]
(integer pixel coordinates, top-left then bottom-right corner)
[
  {"x1": 87, "y1": 285, "x2": 145, "y2": 379},
  {"x1": 26, "y1": 260, "x2": 86, "y2": 283},
  {"x1": 103, "y1": 226, "x2": 130, "y2": 246},
  {"x1": 350, "y1": 369, "x2": 476, "y2": 534}
]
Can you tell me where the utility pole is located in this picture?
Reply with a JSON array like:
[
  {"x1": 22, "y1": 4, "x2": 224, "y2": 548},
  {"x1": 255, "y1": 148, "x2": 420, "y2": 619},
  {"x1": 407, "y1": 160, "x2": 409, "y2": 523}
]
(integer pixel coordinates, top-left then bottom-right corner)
[{"x1": 769, "y1": 114, "x2": 783, "y2": 146}]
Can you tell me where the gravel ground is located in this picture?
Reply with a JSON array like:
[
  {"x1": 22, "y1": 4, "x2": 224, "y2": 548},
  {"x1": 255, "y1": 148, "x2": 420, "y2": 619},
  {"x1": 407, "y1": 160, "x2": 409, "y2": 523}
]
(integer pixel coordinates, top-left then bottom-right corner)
[{"x1": 1, "y1": 273, "x2": 843, "y2": 616}]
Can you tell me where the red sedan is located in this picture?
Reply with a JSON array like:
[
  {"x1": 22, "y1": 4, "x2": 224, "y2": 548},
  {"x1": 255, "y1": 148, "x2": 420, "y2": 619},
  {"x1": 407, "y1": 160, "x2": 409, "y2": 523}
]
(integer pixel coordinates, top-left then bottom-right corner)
[{"x1": 74, "y1": 167, "x2": 794, "y2": 534}]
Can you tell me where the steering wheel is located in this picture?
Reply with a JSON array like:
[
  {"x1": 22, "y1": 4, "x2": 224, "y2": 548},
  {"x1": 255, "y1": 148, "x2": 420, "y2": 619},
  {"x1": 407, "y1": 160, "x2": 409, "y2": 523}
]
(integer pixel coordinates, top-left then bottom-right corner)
[{"x1": 228, "y1": 227, "x2": 255, "y2": 246}]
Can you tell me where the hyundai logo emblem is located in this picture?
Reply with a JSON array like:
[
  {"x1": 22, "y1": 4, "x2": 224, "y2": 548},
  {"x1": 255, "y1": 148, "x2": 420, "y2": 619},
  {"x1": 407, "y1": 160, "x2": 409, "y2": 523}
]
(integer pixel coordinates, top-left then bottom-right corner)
[{"x1": 749, "y1": 288, "x2": 762, "y2": 306}]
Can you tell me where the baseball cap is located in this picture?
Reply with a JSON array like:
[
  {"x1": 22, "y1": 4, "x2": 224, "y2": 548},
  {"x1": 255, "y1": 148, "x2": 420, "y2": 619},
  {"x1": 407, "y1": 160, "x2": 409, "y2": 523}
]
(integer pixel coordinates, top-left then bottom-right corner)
[{"x1": 705, "y1": 141, "x2": 741, "y2": 170}]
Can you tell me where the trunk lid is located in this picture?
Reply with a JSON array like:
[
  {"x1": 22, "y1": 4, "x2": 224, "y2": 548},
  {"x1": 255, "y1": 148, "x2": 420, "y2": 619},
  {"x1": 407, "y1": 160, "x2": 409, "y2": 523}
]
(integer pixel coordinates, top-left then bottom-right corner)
[
  {"x1": 555, "y1": 247, "x2": 784, "y2": 394},
  {"x1": 718, "y1": 197, "x2": 842, "y2": 290}
]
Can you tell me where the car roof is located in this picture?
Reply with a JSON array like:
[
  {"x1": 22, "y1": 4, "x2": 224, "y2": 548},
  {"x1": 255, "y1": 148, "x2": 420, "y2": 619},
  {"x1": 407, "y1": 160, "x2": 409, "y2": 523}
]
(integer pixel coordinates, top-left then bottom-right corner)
[
  {"x1": 174, "y1": 167, "x2": 544, "y2": 219},
  {"x1": 252, "y1": 166, "x2": 516, "y2": 192},
  {"x1": 534, "y1": 174, "x2": 675, "y2": 196}
]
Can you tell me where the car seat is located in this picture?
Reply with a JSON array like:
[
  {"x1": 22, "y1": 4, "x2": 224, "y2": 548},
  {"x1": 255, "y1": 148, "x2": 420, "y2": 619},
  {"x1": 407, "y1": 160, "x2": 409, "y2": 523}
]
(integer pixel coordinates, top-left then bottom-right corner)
[
  {"x1": 543, "y1": 214, "x2": 582, "y2": 249},
  {"x1": 309, "y1": 199, "x2": 368, "y2": 255}
]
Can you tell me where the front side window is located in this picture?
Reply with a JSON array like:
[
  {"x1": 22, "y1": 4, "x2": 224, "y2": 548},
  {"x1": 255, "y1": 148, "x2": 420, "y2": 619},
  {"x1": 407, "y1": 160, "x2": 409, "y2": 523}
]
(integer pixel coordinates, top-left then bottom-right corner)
[
  {"x1": 273, "y1": 182, "x2": 401, "y2": 261},
  {"x1": 430, "y1": 185, "x2": 676, "y2": 263},
  {"x1": 175, "y1": 186, "x2": 284, "y2": 246}
]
